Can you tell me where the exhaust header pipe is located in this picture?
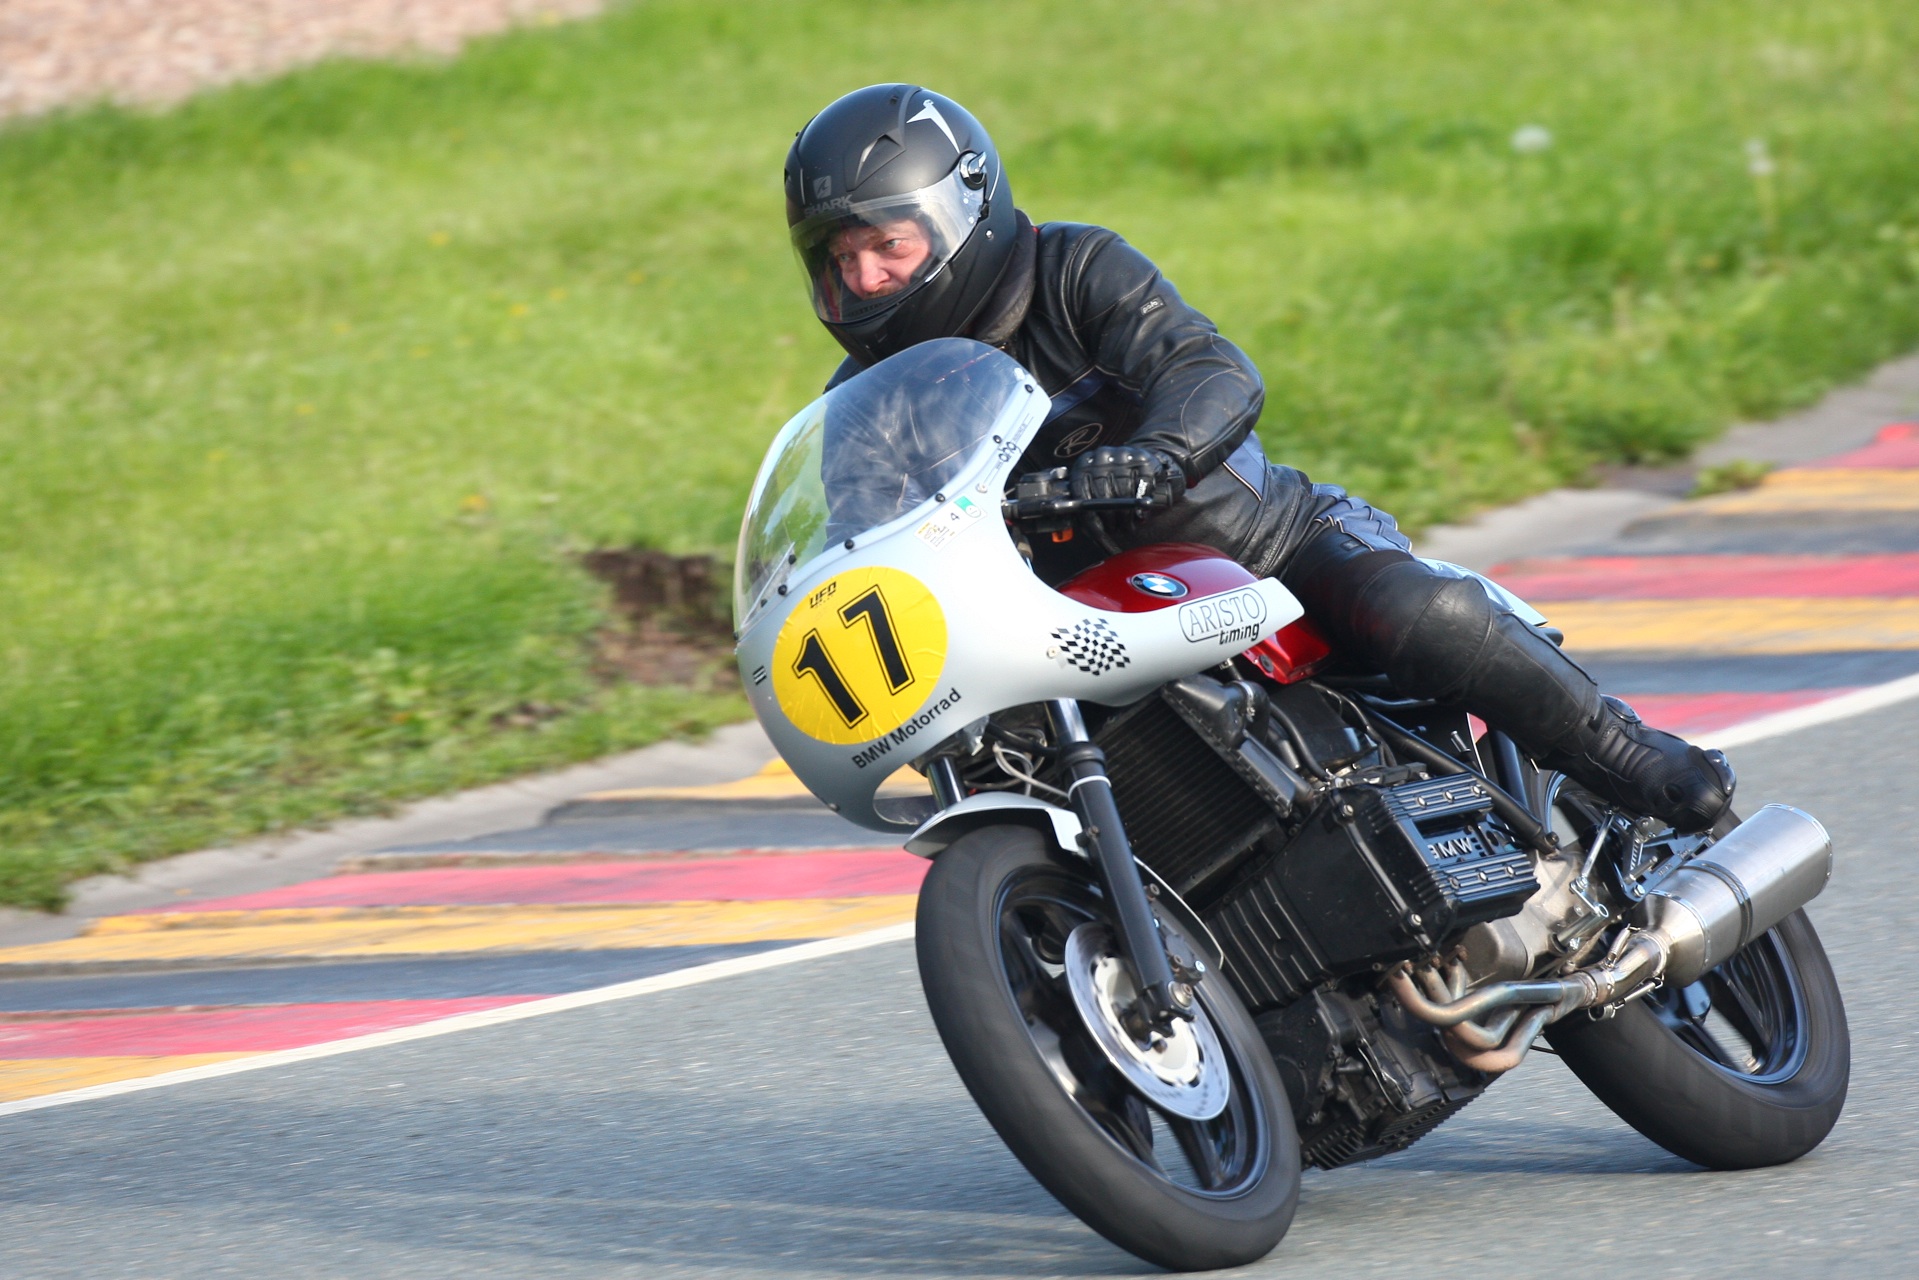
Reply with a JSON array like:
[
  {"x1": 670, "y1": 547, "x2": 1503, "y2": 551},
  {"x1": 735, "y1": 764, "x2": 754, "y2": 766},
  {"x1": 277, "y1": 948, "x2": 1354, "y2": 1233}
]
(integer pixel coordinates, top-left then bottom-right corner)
[
  {"x1": 1638, "y1": 803, "x2": 1831, "y2": 987},
  {"x1": 1386, "y1": 803, "x2": 1832, "y2": 1072}
]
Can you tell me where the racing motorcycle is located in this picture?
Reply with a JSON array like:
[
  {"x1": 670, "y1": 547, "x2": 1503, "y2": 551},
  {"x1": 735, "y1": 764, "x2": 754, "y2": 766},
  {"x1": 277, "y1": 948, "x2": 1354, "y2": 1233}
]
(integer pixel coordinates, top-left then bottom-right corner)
[{"x1": 732, "y1": 338, "x2": 1849, "y2": 1271}]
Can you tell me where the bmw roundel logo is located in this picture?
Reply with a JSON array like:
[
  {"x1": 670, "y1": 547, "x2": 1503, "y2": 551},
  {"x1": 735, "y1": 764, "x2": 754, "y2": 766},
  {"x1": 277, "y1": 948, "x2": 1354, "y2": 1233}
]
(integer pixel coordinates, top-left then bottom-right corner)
[{"x1": 1128, "y1": 572, "x2": 1189, "y2": 599}]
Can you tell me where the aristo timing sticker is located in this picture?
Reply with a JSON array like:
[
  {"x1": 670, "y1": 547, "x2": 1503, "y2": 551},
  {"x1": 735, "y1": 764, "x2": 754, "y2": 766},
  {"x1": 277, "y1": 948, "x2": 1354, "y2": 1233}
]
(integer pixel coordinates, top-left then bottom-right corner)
[{"x1": 770, "y1": 566, "x2": 949, "y2": 746}]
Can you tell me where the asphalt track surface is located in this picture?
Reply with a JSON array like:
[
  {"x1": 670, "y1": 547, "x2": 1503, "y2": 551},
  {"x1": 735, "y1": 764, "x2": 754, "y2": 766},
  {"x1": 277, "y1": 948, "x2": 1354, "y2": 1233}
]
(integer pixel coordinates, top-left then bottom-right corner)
[{"x1": 0, "y1": 700, "x2": 1914, "y2": 1279}]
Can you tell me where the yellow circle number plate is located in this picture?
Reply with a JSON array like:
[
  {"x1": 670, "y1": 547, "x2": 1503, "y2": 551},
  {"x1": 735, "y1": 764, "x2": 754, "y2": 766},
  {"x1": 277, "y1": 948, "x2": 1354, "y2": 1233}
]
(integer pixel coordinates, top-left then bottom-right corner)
[{"x1": 771, "y1": 566, "x2": 948, "y2": 745}]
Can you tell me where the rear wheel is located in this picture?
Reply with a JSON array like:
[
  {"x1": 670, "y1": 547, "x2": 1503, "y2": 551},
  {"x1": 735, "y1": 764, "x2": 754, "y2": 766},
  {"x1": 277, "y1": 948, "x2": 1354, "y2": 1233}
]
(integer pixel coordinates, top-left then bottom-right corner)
[
  {"x1": 1546, "y1": 908, "x2": 1849, "y2": 1169},
  {"x1": 915, "y1": 824, "x2": 1299, "y2": 1271}
]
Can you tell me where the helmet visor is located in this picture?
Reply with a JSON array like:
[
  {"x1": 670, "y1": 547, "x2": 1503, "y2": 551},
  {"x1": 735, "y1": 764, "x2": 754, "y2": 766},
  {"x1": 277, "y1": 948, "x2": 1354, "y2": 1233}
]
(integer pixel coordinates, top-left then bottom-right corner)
[{"x1": 791, "y1": 164, "x2": 987, "y2": 326}]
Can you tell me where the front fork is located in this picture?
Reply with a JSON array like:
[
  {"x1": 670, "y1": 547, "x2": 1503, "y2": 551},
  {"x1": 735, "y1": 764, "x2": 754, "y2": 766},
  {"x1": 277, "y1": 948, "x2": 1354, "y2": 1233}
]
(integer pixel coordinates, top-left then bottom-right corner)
[{"x1": 1044, "y1": 699, "x2": 1195, "y2": 1029}]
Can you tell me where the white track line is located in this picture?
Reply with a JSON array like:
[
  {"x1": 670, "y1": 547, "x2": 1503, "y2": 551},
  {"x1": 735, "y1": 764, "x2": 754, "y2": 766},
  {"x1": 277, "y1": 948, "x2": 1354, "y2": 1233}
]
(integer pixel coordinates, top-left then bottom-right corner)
[
  {"x1": 0, "y1": 923, "x2": 915, "y2": 1118},
  {"x1": 1697, "y1": 670, "x2": 1919, "y2": 749},
  {"x1": 8, "y1": 671, "x2": 1917, "y2": 1119}
]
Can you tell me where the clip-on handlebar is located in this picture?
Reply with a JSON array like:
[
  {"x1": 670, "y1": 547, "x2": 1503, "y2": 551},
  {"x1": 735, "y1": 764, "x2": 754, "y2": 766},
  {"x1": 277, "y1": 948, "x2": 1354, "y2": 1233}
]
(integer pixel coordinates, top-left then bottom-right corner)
[{"x1": 1001, "y1": 467, "x2": 1176, "y2": 524}]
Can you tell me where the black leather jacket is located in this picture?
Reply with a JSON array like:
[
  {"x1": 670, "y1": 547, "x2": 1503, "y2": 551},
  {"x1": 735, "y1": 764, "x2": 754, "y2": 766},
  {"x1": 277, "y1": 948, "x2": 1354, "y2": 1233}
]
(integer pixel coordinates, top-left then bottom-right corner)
[{"x1": 827, "y1": 215, "x2": 1319, "y2": 581}]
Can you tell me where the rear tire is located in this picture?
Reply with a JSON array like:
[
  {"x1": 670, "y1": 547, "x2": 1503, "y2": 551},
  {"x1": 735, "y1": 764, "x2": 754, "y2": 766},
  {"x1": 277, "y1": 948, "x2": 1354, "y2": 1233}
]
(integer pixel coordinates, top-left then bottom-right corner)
[
  {"x1": 1545, "y1": 909, "x2": 1849, "y2": 1169},
  {"x1": 915, "y1": 824, "x2": 1299, "y2": 1271}
]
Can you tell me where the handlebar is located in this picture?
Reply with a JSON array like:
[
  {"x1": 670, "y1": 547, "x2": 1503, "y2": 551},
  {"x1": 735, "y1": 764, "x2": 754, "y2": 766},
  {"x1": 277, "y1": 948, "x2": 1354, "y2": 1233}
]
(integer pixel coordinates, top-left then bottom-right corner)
[
  {"x1": 1001, "y1": 467, "x2": 1175, "y2": 523},
  {"x1": 1001, "y1": 493, "x2": 1170, "y2": 520}
]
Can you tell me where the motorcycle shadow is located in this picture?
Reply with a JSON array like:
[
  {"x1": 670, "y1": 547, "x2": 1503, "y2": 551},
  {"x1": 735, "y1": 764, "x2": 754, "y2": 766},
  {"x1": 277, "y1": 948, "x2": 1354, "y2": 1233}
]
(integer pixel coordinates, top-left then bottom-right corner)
[
  {"x1": 1331, "y1": 1118, "x2": 1699, "y2": 1178},
  {"x1": 1311, "y1": 1052, "x2": 1714, "y2": 1179}
]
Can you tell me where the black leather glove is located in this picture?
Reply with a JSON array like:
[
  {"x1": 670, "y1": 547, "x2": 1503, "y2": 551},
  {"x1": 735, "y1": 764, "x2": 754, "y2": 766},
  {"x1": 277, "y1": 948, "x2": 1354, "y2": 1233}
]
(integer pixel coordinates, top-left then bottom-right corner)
[{"x1": 1068, "y1": 445, "x2": 1183, "y2": 508}]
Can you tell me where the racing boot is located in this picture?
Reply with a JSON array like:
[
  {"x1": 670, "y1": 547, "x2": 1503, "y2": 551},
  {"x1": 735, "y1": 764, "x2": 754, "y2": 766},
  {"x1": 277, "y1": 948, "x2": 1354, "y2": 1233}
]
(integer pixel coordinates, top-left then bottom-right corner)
[
  {"x1": 1294, "y1": 547, "x2": 1736, "y2": 833},
  {"x1": 1531, "y1": 694, "x2": 1738, "y2": 835}
]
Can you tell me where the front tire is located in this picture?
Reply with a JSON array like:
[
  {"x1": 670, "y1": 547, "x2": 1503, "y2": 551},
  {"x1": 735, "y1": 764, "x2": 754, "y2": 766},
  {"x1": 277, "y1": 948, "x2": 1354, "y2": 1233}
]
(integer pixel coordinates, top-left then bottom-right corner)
[
  {"x1": 1545, "y1": 908, "x2": 1849, "y2": 1169},
  {"x1": 915, "y1": 824, "x2": 1299, "y2": 1271}
]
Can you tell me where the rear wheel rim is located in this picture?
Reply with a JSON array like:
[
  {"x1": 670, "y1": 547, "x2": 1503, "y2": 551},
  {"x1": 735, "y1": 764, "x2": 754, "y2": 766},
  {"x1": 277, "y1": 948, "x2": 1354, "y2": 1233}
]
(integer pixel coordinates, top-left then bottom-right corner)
[
  {"x1": 1549, "y1": 783, "x2": 1813, "y2": 1086},
  {"x1": 1647, "y1": 929, "x2": 1810, "y2": 1084},
  {"x1": 994, "y1": 863, "x2": 1273, "y2": 1198}
]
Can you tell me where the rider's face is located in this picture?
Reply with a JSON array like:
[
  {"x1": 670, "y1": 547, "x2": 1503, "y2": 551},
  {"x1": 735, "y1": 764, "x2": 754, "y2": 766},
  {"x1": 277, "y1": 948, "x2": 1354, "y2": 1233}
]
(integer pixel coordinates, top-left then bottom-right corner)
[{"x1": 830, "y1": 219, "x2": 932, "y2": 300}]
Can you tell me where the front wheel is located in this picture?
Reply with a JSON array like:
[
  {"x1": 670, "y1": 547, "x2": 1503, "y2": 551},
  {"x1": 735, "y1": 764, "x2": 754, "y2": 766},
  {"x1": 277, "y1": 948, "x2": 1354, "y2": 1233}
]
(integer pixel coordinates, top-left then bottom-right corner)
[
  {"x1": 915, "y1": 824, "x2": 1299, "y2": 1272},
  {"x1": 1545, "y1": 908, "x2": 1849, "y2": 1169}
]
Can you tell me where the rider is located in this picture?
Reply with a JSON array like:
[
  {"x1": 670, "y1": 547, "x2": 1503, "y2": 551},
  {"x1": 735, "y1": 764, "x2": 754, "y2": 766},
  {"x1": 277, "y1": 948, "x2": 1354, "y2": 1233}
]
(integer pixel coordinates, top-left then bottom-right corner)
[{"x1": 784, "y1": 84, "x2": 1735, "y2": 834}]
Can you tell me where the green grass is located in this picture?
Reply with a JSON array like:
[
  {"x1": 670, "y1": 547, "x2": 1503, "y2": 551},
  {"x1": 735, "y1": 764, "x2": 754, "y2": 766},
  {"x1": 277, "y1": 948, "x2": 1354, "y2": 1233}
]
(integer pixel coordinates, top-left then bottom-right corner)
[
  {"x1": 1691, "y1": 458, "x2": 1777, "y2": 497},
  {"x1": 5, "y1": 0, "x2": 1919, "y2": 907}
]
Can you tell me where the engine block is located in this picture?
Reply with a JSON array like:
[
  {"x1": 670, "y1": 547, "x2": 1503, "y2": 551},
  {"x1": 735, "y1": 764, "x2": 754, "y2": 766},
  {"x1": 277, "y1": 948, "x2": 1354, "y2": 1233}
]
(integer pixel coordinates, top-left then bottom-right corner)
[
  {"x1": 1204, "y1": 774, "x2": 1539, "y2": 1009},
  {"x1": 1258, "y1": 987, "x2": 1487, "y2": 1169}
]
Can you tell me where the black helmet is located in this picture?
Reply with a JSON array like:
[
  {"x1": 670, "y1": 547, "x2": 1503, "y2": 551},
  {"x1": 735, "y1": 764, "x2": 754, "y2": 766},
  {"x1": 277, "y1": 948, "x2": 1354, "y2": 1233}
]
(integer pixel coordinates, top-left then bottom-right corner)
[{"x1": 785, "y1": 85, "x2": 1017, "y2": 365}]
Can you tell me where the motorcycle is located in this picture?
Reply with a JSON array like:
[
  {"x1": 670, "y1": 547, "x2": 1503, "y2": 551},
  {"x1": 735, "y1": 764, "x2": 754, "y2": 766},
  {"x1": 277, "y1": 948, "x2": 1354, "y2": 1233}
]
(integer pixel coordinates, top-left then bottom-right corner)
[{"x1": 732, "y1": 338, "x2": 1849, "y2": 1271}]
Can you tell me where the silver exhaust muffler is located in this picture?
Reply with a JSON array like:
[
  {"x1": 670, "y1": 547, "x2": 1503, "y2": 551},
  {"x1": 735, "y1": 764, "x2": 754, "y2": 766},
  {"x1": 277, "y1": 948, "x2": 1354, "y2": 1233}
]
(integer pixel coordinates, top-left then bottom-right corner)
[
  {"x1": 1637, "y1": 803, "x2": 1831, "y2": 986},
  {"x1": 1386, "y1": 803, "x2": 1832, "y2": 1071}
]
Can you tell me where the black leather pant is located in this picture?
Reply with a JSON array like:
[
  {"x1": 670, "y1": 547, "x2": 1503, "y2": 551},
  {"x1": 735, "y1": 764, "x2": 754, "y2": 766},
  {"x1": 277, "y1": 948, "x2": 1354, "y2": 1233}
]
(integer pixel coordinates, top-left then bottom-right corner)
[
  {"x1": 1262, "y1": 474, "x2": 1604, "y2": 755},
  {"x1": 1208, "y1": 466, "x2": 1731, "y2": 831}
]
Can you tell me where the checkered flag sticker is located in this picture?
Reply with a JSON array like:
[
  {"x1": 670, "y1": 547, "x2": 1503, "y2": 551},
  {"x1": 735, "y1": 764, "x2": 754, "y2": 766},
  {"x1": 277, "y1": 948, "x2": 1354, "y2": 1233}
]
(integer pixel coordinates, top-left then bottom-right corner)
[{"x1": 1050, "y1": 618, "x2": 1131, "y2": 676}]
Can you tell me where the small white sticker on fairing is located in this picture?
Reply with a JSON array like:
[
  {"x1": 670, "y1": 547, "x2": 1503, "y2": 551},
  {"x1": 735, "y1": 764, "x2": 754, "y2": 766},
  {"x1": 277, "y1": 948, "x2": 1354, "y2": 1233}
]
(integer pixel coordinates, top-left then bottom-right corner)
[
  {"x1": 1178, "y1": 588, "x2": 1269, "y2": 646},
  {"x1": 913, "y1": 495, "x2": 987, "y2": 549}
]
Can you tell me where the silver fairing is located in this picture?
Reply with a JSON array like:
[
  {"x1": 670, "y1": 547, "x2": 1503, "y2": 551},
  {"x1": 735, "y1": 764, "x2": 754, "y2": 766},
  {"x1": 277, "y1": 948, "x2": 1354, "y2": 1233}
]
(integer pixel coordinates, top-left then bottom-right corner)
[{"x1": 733, "y1": 340, "x2": 1303, "y2": 832}]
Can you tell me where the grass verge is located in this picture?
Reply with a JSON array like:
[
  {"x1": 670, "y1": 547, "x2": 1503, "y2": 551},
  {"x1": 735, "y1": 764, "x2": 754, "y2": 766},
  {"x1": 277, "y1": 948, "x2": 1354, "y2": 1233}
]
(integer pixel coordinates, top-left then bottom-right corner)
[{"x1": 4, "y1": 0, "x2": 1919, "y2": 905}]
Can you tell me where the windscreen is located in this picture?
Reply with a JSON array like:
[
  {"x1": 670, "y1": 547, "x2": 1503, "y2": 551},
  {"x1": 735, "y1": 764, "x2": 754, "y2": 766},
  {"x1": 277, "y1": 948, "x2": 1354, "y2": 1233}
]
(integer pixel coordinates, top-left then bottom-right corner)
[{"x1": 734, "y1": 339, "x2": 1027, "y2": 627}]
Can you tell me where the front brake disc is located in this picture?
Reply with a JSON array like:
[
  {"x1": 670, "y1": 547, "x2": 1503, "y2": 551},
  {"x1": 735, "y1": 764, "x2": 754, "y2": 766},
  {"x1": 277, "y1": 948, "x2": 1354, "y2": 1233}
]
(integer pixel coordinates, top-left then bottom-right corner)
[{"x1": 1063, "y1": 922, "x2": 1231, "y2": 1120}]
